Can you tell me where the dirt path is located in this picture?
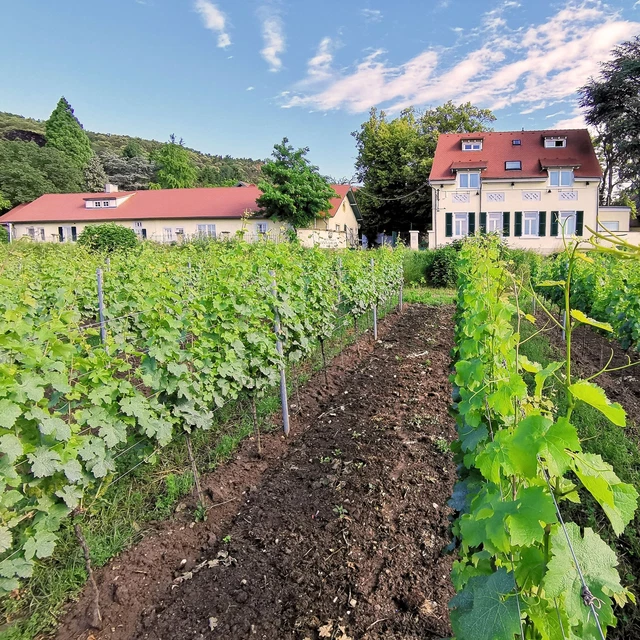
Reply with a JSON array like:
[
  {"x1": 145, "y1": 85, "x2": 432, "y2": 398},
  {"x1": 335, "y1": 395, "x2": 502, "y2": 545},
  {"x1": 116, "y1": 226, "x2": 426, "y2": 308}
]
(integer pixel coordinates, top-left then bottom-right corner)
[{"x1": 57, "y1": 305, "x2": 456, "y2": 640}]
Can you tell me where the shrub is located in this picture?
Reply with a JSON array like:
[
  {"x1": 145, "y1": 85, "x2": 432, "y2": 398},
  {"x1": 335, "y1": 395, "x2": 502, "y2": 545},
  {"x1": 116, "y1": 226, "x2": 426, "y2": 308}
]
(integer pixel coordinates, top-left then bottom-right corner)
[
  {"x1": 425, "y1": 240, "x2": 464, "y2": 287},
  {"x1": 403, "y1": 250, "x2": 434, "y2": 285},
  {"x1": 77, "y1": 223, "x2": 138, "y2": 252},
  {"x1": 0, "y1": 226, "x2": 8, "y2": 244}
]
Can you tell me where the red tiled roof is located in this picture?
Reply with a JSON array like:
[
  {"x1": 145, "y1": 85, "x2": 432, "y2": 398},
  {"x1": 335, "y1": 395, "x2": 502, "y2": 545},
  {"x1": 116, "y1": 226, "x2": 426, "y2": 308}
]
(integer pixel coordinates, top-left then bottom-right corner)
[
  {"x1": 429, "y1": 129, "x2": 602, "y2": 182},
  {"x1": 450, "y1": 160, "x2": 489, "y2": 170},
  {"x1": 1, "y1": 185, "x2": 353, "y2": 223},
  {"x1": 539, "y1": 157, "x2": 582, "y2": 169}
]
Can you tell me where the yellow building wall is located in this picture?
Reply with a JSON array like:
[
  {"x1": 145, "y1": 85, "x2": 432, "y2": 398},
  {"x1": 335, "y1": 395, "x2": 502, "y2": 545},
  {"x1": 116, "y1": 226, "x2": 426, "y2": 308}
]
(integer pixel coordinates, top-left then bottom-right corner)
[{"x1": 431, "y1": 179, "x2": 600, "y2": 254}]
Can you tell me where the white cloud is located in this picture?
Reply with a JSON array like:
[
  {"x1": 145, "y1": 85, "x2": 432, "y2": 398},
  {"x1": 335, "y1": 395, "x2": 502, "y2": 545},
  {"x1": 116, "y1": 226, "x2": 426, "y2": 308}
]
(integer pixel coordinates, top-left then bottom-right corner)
[
  {"x1": 554, "y1": 113, "x2": 587, "y2": 129},
  {"x1": 246, "y1": 86, "x2": 255, "y2": 91},
  {"x1": 361, "y1": 8, "x2": 383, "y2": 23},
  {"x1": 194, "y1": 0, "x2": 231, "y2": 49},
  {"x1": 283, "y1": 1, "x2": 639, "y2": 117},
  {"x1": 260, "y1": 9, "x2": 286, "y2": 72}
]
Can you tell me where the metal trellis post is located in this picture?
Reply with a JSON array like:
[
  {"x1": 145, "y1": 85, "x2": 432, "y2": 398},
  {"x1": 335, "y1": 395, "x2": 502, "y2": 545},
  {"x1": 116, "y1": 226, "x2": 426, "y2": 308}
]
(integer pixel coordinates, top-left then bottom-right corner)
[
  {"x1": 269, "y1": 269, "x2": 290, "y2": 436},
  {"x1": 96, "y1": 268, "x2": 107, "y2": 344},
  {"x1": 371, "y1": 257, "x2": 378, "y2": 341}
]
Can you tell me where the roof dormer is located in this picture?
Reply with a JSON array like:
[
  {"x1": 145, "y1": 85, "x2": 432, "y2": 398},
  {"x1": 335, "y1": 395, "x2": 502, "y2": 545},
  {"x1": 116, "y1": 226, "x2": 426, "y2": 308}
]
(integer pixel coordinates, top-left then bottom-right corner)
[
  {"x1": 543, "y1": 136, "x2": 567, "y2": 149},
  {"x1": 461, "y1": 139, "x2": 483, "y2": 151}
]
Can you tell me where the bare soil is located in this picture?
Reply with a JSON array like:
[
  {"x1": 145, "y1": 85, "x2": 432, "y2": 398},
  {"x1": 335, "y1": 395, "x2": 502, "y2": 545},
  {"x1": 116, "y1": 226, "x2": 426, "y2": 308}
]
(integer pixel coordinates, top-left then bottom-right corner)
[{"x1": 56, "y1": 304, "x2": 457, "y2": 640}]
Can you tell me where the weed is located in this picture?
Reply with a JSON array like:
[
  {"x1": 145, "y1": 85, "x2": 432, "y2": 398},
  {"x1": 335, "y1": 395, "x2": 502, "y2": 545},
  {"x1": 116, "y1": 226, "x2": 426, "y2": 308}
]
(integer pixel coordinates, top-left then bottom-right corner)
[
  {"x1": 435, "y1": 438, "x2": 449, "y2": 454},
  {"x1": 332, "y1": 449, "x2": 342, "y2": 457},
  {"x1": 319, "y1": 456, "x2": 331, "y2": 464},
  {"x1": 333, "y1": 505, "x2": 348, "y2": 519},
  {"x1": 351, "y1": 431, "x2": 363, "y2": 440},
  {"x1": 222, "y1": 535, "x2": 232, "y2": 544}
]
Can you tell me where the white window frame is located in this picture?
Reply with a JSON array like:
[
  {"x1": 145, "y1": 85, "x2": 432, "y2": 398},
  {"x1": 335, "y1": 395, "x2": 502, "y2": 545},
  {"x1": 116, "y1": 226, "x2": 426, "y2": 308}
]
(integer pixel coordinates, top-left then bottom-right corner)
[
  {"x1": 133, "y1": 221, "x2": 143, "y2": 229},
  {"x1": 197, "y1": 224, "x2": 216, "y2": 238},
  {"x1": 598, "y1": 220, "x2": 620, "y2": 232},
  {"x1": 462, "y1": 140, "x2": 482, "y2": 151},
  {"x1": 523, "y1": 211, "x2": 539, "y2": 237},
  {"x1": 459, "y1": 171, "x2": 480, "y2": 189},
  {"x1": 163, "y1": 227, "x2": 174, "y2": 243},
  {"x1": 544, "y1": 137, "x2": 567, "y2": 148},
  {"x1": 454, "y1": 213, "x2": 469, "y2": 238},
  {"x1": 505, "y1": 161, "x2": 522, "y2": 171},
  {"x1": 487, "y1": 212, "x2": 503, "y2": 235},
  {"x1": 94, "y1": 201, "x2": 102, "y2": 208},
  {"x1": 549, "y1": 169, "x2": 573, "y2": 188},
  {"x1": 102, "y1": 200, "x2": 111, "y2": 207},
  {"x1": 559, "y1": 211, "x2": 576, "y2": 236}
]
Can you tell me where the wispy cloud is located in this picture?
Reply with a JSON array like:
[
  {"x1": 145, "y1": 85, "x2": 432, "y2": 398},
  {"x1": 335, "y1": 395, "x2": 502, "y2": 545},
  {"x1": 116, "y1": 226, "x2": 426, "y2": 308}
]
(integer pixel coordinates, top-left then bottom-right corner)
[
  {"x1": 283, "y1": 1, "x2": 639, "y2": 117},
  {"x1": 194, "y1": 0, "x2": 231, "y2": 48},
  {"x1": 259, "y1": 7, "x2": 286, "y2": 72},
  {"x1": 246, "y1": 86, "x2": 255, "y2": 91},
  {"x1": 361, "y1": 8, "x2": 383, "y2": 23}
]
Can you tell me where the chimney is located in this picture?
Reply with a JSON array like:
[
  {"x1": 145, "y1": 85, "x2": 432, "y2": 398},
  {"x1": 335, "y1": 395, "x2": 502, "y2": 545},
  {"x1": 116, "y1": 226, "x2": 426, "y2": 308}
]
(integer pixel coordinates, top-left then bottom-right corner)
[{"x1": 105, "y1": 183, "x2": 119, "y2": 193}]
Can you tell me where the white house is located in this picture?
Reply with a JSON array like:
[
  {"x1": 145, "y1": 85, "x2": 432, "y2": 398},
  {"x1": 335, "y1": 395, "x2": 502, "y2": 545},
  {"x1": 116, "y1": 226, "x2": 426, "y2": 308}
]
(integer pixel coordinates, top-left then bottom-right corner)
[{"x1": 428, "y1": 129, "x2": 633, "y2": 253}]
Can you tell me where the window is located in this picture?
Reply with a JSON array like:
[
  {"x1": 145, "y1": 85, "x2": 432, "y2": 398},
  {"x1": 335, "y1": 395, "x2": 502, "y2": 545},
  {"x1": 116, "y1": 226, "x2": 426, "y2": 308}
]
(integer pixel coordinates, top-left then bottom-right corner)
[
  {"x1": 27, "y1": 227, "x2": 35, "y2": 240},
  {"x1": 175, "y1": 228, "x2": 184, "y2": 235},
  {"x1": 335, "y1": 224, "x2": 340, "y2": 231},
  {"x1": 256, "y1": 222, "x2": 268, "y2": 235},
  {"x1": 462, "y1": 140, "x2": 482, "y2": 151},
  {"x1": 599, "y1": 220, "x2": 620, "y2": 232},
  {"x1": 512, "y1": 139, "x2": 521, "y2": 146},
  {"x1": 94, "y1": 201, "x2": 102, "y2": 208},
  {"x1": 163, "y1": 227, "x2": 174, "y2": 242},
  {"x1": 544, "y1": 137, "x2": 567, "y2": 148},
  {"x1": 102, "y1": 201, "x2": 110, "y2": 207},
  {"x1": 59, "y1": 226, "x2": 77, "y2": 242},
  {"x1": 133, "y1": 221, "x2": 143, "y2": 229},
  {"x1": 488, "y1": 212, "x2": 503, "y2": 234},
  {"x1": 39, "y1": 228, "x2": 45, "y2": 241},
  {"x1": 505, "y1": 161, "x2": 522, "y2": 170},
  {"x1": 454, "y1": 213, "x2": 469, "y2": 237},
  {"x1": 459, "y1": 172, "x2": 480, "y2": 189},
  {"x1": 559, "y1": 211, "x2": 576, "y2": 236},
  {"x1": 523, "y1": 211, "x2": 539, "y2": 237},
  {"x1": 197, "y1": 224, "x2": 216, "y2": 238},
  {"x1": 549, "y1": 170, "x2": 573, "y2": 187}
]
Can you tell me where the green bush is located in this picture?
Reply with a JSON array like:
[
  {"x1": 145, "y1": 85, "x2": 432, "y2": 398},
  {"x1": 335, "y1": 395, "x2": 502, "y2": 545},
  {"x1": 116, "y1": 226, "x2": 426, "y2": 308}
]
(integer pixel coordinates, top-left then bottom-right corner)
[
  {"x1": 0, "y1": 226, "x2": 8, "y2": 244},
  {"x1": 402, "y1": 250, "x2": 434, "y2": 285},
  {"x1": 425, "y1": 240, "x2": 464, "y2": 287},
  {"x1": 77, "y1": 223, "x2": 138, "y2": 252}
]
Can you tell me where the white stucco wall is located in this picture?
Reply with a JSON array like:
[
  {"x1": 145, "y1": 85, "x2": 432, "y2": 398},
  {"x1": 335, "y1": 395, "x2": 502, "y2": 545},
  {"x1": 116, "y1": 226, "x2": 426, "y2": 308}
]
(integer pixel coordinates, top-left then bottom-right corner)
[{"x1": 431, "y1": 178, "x2": 601, "y2": 254}]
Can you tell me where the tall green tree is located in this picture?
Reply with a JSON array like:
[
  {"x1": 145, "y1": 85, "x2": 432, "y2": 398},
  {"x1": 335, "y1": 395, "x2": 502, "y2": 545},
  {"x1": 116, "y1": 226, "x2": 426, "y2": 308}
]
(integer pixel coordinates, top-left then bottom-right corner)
[
  {"x1": 122, "y1": 139, "x2": 145, "y2": 159},
  {"x1": 100, "y1": 152, "x2": 157, "y2": 191},
  {"x1": 45, "y1": 97, "x2": 94, "y2": 169},
  {"x1": 352, "y1": 101, "x2": 496, "y2": 238},
  {"x1": 580, "y1": 36, "x2": 640, "y2": 205},
  {"x1": 84, "y1": 154, "x2": 108, "y2": 192},
  {"x1": 151, "y1": 135, "x2": 198, "y2": 189},
  {"x1": 0, "y1": 140, "x2": 83, "y2": 205},
  {"x1": 257, "y1": 138, "x2": 337, "y2": 228}
]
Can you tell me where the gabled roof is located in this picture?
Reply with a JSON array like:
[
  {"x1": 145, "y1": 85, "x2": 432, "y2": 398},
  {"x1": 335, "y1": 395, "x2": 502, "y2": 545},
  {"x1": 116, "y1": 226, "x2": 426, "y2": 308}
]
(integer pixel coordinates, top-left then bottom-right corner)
[
  {"x1": 1, "y1": 184, "x2": 356, "y2": 224},
  {"x1": 429, "y1": 129, "x2": 602, "y2": 182}
]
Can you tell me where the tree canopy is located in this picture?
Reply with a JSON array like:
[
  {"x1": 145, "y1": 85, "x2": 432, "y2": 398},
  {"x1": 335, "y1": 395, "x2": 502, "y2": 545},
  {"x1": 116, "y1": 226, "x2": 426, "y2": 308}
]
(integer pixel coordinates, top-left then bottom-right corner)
[
  {"x1": 151, "y1": 135, "x2": 198, "y2": 189},
  {"x1": 84, "y1": 154, "x2": 108, "y2": 192},
  {"x1": 0, "y1": 140, "x2": 83, "y2": 206},
  {"x1": 352, "y1": 101, "x2": 496, "y2": 238},
  {"x1": 257, "y1": 138, "x2": 338, "y2": 229},
  {"x1": 580, "y1": 36, "x2": 640, "y2": 205},
  {"x1": 99, "y1": 152, "x2": 157, "y2": 191},
  {"x1": 45, "y1": 97, "x2": 94, "y2": 169}
]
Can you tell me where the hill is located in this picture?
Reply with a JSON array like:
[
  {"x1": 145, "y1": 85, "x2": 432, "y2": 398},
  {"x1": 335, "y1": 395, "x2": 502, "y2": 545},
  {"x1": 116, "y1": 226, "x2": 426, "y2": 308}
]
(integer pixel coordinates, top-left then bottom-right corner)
[{"x1": 0, "y1": 111, "x2": 264, "y2": 185}]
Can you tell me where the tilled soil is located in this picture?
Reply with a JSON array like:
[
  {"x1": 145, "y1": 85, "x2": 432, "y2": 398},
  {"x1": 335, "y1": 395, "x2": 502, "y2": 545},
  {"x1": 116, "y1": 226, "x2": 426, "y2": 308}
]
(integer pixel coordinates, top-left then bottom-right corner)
[{"x1": 56, "y1": 304, "x2": 457, "y2": 640}]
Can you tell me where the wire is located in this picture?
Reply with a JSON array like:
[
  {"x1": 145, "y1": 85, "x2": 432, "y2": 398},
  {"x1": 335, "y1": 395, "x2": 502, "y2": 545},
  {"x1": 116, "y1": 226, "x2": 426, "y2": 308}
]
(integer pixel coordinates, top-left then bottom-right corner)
[{"x1": 348, "y1": 178, "x2": 431, "y2": 203}]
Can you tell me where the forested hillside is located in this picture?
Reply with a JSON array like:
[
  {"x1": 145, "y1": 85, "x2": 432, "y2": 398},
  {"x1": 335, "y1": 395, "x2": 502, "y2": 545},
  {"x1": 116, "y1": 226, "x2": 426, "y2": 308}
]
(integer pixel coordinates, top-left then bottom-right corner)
[{"x1": 0, "y1": 108, "x2": 264, "y2": 210}]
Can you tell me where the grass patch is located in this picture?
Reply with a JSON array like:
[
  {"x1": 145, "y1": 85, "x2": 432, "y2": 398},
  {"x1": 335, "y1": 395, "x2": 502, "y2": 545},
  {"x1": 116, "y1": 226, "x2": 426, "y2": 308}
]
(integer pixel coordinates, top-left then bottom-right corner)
[
  {"x1": 403, "y1": 286, "x2": 456, "y2": 306},
  {"x1": 518, "y1": 320, "x2": 640, "y2": 640}
]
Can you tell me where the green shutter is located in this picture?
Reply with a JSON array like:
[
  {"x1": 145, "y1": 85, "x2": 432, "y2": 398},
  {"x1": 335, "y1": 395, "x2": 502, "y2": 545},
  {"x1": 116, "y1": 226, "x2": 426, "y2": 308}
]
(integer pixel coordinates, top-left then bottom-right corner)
[
  {"x1": 468, "y1": 212, "x2": 476, "y2": 234},
  {"x1": 503, "y1": 212, "x2": 510, "y2": 236},
  {"x1": 576, "y1": 211, "x2": 584, "y2": 236},
  {"x1": 514, "y1": 211, "x2": 522, "y2": 237},
  {"x1": 445, "y1": 212, "x2": 453, "y2": 238},
  {"x1": 550, "y1": 211, "x2": 559, "y2": 237},
  {"x1": 479, "y1": 211, "x2": 487, "y2": 233},
  {"x1": 538, "y1": 211, "x2": 547, "y2": 237}
]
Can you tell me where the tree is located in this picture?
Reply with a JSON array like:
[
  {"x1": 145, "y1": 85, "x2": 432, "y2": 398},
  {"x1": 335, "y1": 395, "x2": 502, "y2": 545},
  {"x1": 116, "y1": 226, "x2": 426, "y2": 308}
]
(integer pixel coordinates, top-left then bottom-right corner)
[
  {"x1": 0, "y1": 140, "x2": 83, "y2": 206},
  {"x1": 580, "y1": 37, "x2": 640, "y2": 203},
  {"x1": 151, "y1": 135, "x2": 198, "y2": 189},
  {"x1": 45, "y1": 97, "x2": 94, "y2": 169},
  {"x1": 84, "y1": 154, "x2": 108, "y2": 192},
  {"x1": 122, "y1": 140, "x2": 145, "y2": 159},
  {"x1": 0, "y1": 192, "x2": 11, "y2": 214},
  {"x1": 99, "y1": 152, "x2": 157, "y2": 190},
  {"x1": 257, "y1": 138, "x2": 338, "y2": 228},
  {"x1": 352, "y1": 101, "x2": 496, "y2": 238}
]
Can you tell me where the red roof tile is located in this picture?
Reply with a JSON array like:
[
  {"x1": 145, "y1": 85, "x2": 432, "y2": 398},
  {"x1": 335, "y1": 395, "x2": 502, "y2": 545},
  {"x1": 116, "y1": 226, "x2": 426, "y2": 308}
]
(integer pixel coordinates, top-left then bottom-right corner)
[
  {"x1": 429, "y1": 129, "x2": 602, "y2": 182},
  {"x1": 1, "y1": 185, "x2": 353, "y2": 224}
]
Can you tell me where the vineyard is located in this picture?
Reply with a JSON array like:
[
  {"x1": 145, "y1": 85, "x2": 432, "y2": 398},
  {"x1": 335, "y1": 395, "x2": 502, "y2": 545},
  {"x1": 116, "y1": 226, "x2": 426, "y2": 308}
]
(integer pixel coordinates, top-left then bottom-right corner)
[{"x1": 0, "y1": 240, "x2": 402, "y2": 624}]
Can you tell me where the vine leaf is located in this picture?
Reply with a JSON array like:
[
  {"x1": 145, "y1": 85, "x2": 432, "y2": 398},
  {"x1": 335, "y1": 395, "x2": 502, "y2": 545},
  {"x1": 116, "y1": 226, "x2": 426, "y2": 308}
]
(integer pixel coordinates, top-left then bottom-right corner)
[
  {"x1": 0, "y1": 526, "x2": 12, "y2": 553},
  {"x1": 507, "y1": 486, "x2": 557, "y2": 547},
  {"x1": 524, "y1": 595, "x2": 571, "y2": 640},
  {"x1": 544, "y1": 524, "x2": 629, "y2": 632},
  {"x1": 55, "y1": 485, "x2": 84, "y2": 509},
  {"x1": 0, "y1": 400, "x2": 21, "y2": 429},
  {"x1": 27, "y1": 448, "x2": 62, "y2": 478},
  {"x1": 567, "y1": 381, "x2": 625, "y2": 427},
  {"x1": 534, "y1": 361, "x2": 564, "y2": 400},
  {"x1": 0, "y1": 434, "x2": 23, "y2": 464},
  {"x1": 450, "y1": 569, "x2": 522, "y2": 640},
  {"x1": 572, "y1": 452, "x2": 638, "y2": 535},
  {"x1": 23, "y1": 530, "x2": 57, "y2": 560},
  {"x1": 569, "y1": 309, "x2": 613, "y2": 332},
  {"x1": 39, "y1": 417, "x2": 72, "y2": 442}
]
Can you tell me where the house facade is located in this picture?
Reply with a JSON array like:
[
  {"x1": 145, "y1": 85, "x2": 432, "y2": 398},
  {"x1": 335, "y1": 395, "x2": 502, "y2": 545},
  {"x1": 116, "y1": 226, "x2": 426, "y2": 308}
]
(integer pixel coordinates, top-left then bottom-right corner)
[
  {"x1": 1, "y1": 184, "x2": 362, "y2": 247},
  {"x1": 428, "y1": 130, "x2": 631, "y2": 253}
]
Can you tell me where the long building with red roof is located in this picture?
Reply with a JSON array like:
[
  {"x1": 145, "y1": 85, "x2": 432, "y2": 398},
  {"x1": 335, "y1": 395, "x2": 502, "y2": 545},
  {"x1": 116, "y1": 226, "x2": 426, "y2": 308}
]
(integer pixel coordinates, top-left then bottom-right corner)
[
  {"x1": 427, "y1": 129, "x2": 631, "y2": 252},
  {"x1": 1, "y1": 183, "x2": 362, "y2": 246}
]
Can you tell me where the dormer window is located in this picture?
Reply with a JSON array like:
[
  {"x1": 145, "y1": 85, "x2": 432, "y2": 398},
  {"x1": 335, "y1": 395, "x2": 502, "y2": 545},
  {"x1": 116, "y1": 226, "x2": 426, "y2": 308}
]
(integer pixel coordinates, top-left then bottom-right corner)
[
  {"x1": 544, "y1": 136, "x2": 567, "y2": 148},
  {"x1": 512, "y1": 139, "x2": 521, "y2": 146},
  {"x1": 462, "y1": 140, "x2": 482, "y2": 151}
]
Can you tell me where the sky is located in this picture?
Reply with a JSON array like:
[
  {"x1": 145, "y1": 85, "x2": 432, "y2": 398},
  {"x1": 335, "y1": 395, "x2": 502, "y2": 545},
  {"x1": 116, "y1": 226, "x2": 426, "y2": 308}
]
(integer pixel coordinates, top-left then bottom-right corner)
[{"x1": 1, "y1": 0, "x2": 638, "y2": 179}]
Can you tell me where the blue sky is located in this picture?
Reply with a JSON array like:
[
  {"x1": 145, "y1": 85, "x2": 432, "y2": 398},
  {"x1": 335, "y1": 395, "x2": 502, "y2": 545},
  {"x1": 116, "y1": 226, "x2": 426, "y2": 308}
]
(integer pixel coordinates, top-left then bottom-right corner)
[{"x1": 1, "y1": 0, "x2": 638, "y2": 179}]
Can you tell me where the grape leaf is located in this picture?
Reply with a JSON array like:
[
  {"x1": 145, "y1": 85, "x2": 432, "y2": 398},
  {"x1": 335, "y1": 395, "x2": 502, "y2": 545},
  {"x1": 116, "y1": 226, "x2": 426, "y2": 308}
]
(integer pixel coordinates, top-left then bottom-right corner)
[
  {"x1": 0, "y1": 400, "x2": 21, "y2": 429},
  {"x1": 62, "y1": 459, "x2": 83, "y2": 483},
  {"x1": 15, "y1": 374, "x2": 45, "y2": 402},
  {"x1": 568, "y1": 380, "x2": 625, "y2": 426},
  {"x1": 55, "y1": 485, "x2": 84, "y2": 509},
  {"x1": 0, "y1": 526, "x2": 12, "y2": 553},
  {"x1": 515, "y1": 547, "x2": 545, "y2": 591},
  {"x1": 570, "y1": 309, "x2": 613, "y2": 332},
  {"x1": 23, "y1": 530, "x2": 57, "y2": 560},
  {"x1": 0, "y1": 557, "x2": 33, "y2": 579},
  {"x1": 39, "y1": 417, "x2": 71, "y2": 442},
  {"x1": 0, "y1": 434, "x2": 23, "y2": 464},
  {"x1": 450, "y1": 569, "x2": 522, "y2": 640},
  {"x1": 534, "y1": 361, "x2": 564, "y2": 400},
  {"x1": 602, "y1": 484, "x2": 639, "y2": 537},
  {"x1": 507, "y1": 486, "x2": 557, "y2": 547},
  {"x1": 27, "y1": 448, "x2": 62, "y2": 478},
  {"x1": 524, "y1": 596, "x2": 571, "y2": 640}
]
